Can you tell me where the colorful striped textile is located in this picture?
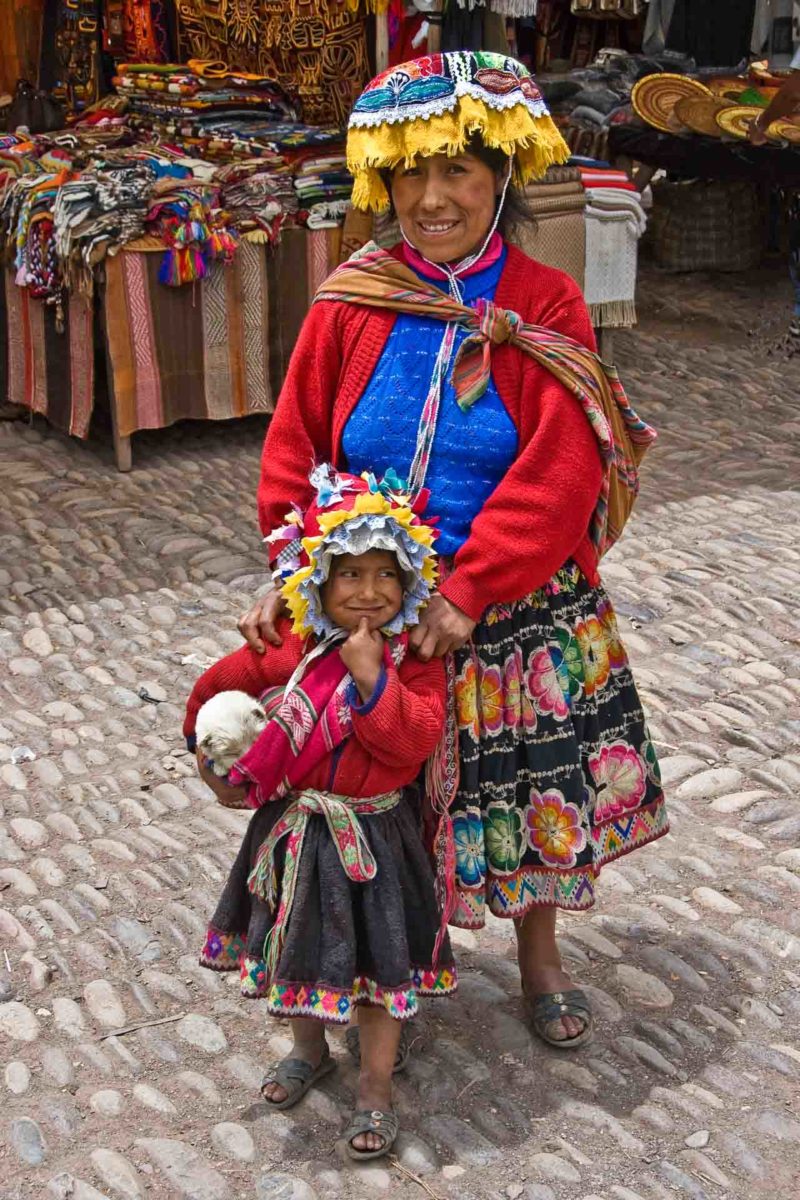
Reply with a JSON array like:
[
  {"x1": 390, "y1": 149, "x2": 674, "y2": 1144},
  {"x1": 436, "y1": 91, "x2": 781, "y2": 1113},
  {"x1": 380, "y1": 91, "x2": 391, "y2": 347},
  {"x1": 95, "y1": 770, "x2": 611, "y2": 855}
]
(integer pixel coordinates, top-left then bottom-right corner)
[
  {"x1": 2, "y1": 228, "x2": 343, "y2": 443},
  {"x1": 100, "y1": 228, "x2": 342, "y2": 440},
  {"x1": 0, "y1": 270, "x2": 94, "y2": 437},
  {"x1": 316, "y1": 243, "x2": 657, "y2": 556}
]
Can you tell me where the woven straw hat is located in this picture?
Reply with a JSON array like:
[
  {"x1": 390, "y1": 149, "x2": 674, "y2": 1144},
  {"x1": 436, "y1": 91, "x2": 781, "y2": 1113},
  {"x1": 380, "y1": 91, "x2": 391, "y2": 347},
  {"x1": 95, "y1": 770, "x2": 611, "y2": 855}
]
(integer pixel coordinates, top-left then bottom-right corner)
[
  {"x1": 673, "y1": 96, "x2": 732, "y2": 138},
  {"x1": 767, "y1": 119, "x2": 800, "y2": 145},
  {"x1": 715, "y1": 105, "x2": 763, "y2": 139},
  {"x1": 631, "y1": 73, "x2": 712, "y2": 133},
  {"x1": 706, "y1": 78, "x2": 750, "y2": 100}
]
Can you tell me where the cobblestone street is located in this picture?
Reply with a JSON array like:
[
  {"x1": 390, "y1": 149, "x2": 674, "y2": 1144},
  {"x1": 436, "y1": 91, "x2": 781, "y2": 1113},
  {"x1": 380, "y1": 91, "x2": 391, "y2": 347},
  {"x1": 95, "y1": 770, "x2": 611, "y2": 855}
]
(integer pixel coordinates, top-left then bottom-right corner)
[{"x1": 1, "y1": 259, "x2": 799, "y2": 1200}]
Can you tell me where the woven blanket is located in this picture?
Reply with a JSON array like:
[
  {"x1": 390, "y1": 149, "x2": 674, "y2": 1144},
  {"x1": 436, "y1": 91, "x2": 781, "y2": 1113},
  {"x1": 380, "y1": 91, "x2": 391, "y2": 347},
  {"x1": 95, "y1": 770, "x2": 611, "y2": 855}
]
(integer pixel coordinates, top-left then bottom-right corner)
[
  {"x1": 103, "y1": 230, "x2": 342, "y2": 439},
  {"x1": 1, "y1": 270, "x2": 94, "y2": 437},
  {"x1": 583, "y1": 190, "x2": 646, "y2": 329}
]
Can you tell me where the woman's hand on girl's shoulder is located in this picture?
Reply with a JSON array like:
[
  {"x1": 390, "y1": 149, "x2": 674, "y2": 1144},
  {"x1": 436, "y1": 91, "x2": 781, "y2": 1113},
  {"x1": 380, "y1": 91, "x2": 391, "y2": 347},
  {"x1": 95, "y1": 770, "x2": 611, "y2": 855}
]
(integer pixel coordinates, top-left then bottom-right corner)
[
  {"x1": 238, "y1": 586, "x2": 289, "y2": 653},
  {"x1": 410, "y1": 594, "x2": 476, "y2": 661}
]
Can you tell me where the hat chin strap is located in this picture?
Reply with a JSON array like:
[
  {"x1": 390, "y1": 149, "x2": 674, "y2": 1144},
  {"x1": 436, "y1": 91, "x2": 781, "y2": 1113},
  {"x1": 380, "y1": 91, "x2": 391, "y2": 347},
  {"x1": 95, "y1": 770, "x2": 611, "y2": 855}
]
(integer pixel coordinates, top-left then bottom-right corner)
[{"x1": 399, "y1": 162, "x2": 513, "y2": 301}]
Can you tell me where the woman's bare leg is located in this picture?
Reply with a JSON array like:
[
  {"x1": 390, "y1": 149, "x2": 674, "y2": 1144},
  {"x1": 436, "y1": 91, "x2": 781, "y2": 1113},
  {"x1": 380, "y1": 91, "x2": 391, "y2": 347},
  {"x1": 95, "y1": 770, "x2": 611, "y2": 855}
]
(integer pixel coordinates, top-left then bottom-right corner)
[{"x1": 514, "y1": 907, "x2": 585, "y2": 1040}]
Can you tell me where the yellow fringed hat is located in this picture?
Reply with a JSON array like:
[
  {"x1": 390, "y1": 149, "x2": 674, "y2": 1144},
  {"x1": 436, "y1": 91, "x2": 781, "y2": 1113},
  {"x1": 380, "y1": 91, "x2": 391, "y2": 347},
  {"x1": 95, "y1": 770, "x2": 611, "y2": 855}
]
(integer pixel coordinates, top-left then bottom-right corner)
[{"x1": 347, "y1": 51, "x2": 569, "y2": 212}]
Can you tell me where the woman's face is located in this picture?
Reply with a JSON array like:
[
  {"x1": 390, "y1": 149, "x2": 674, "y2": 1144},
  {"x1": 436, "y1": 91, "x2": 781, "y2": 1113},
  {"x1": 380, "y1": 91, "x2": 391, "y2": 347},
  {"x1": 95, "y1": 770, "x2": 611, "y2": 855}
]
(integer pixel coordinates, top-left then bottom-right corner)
[{"x1": 391, "y1": 152, "x2": 502, "y2": 263}]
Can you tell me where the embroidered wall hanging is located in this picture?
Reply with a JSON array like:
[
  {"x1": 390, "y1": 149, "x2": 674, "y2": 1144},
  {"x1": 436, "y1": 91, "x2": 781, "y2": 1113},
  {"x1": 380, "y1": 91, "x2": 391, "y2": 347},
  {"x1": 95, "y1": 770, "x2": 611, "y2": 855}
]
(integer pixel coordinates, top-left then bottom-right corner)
[{"x1": 176, "y1": 0, "x2": 370, "y2": 125}]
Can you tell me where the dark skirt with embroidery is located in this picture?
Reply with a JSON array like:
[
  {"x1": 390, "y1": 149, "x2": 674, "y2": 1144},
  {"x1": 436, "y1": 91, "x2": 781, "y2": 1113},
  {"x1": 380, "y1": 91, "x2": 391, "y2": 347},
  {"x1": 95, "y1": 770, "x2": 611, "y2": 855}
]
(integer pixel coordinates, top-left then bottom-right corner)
[
  {"x1": 449, "y1": 561, "x2": 668, "y2": 928},
  {"x1": 200, "y1": 793, "x2": 457, "y2": 1022}
]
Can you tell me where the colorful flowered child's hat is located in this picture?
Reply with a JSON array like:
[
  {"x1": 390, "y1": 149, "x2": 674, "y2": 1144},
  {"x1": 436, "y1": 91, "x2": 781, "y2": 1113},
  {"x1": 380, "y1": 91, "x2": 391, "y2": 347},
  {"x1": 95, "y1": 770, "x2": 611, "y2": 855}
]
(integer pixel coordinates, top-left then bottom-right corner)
[
  {"x1": 267, "y1": 465, "x2": 439, "y2": 639},
  {"x1": 347, "y1": 50, "x2": 569, "y2": 212}
]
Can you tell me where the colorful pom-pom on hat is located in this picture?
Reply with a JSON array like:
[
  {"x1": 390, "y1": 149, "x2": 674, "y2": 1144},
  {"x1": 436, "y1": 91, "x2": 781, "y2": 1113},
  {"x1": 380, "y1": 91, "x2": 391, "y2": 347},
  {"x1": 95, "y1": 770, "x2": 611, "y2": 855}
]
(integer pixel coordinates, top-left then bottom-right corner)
[
  {"x1": 347, "y1": 51, "x2": 569, "y2": 212},
  {"x1": 267, "y1": 465, "x2": 439, "y2": 640}
]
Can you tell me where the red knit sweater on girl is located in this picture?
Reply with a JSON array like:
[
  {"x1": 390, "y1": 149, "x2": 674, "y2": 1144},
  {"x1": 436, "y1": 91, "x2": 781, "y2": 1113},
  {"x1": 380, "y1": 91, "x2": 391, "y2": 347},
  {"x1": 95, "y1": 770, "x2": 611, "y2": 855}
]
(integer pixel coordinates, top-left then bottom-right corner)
[
  {"x1": 183, "y1": 621, "x2": 446, "y2": 797},
  {"x1": 257, "y1": 245, "x2": 605, "y2": 624}
]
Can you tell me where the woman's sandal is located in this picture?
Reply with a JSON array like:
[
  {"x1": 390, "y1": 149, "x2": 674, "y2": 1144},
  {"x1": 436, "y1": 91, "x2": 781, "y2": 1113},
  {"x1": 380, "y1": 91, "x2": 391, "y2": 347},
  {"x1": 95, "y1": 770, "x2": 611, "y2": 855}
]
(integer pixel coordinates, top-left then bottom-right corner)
[
  {"x1": 344, "y1": 1023, "x2": 411, "y2": 1074},
  {"x1": 260, "y1": 1048, "x2": 335, "y2": 1110},
  {"x1": 526, "y1": 988, "x2": 594, "y2": 1049},
  {"x1": 343, "y1": 1108, "x2": 399, "y2": 1161}
]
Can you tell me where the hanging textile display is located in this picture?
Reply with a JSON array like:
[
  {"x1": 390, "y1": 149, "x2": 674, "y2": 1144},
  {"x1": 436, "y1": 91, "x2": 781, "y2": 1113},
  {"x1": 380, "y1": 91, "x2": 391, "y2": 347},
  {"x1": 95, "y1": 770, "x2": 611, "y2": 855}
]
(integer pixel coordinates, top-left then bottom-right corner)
[
  {"x1": 52, "y1": 0, "x2": 103, "y2": 109},
  {"x1": 492, "y1": 0, "x2": 539, "y2": 16},
  {"x1": 176, "y1": 0, "x2": 370, "y2": 126},
  {"x1": 667, "y1": 0, "x2": 758, "y2": 69},
  {"x1": 123, "y1": 0, "x2": 173, "y2": 62},
  {"x1": 102, "y1": 230, "x2": 341, "y2": 438}
]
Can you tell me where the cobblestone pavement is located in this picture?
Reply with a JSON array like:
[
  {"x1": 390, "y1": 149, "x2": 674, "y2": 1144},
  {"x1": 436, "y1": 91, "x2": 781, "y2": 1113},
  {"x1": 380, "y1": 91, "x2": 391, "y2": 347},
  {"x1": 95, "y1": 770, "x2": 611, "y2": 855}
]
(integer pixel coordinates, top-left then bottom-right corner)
[{"x1": 1, "y1": 260, "x2": 799, "y2": 1200}]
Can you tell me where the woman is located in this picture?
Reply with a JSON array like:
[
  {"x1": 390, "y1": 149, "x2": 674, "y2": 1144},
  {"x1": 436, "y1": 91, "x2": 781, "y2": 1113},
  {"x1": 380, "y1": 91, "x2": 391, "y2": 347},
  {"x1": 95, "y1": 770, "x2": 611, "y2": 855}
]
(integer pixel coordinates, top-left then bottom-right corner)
[{"x1": 238, "y1": 51, "x2": 668, "y2": 1050}]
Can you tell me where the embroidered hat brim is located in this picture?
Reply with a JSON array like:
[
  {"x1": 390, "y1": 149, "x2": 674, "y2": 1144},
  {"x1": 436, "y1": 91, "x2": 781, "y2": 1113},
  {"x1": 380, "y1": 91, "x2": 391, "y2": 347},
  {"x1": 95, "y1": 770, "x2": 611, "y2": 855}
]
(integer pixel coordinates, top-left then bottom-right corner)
[
  {"x1": 270, "y1": 468, "x2": 439, "y2": 640},
  {"x1": 347, "y1": 52, "x2": 570, "y2": 212}
]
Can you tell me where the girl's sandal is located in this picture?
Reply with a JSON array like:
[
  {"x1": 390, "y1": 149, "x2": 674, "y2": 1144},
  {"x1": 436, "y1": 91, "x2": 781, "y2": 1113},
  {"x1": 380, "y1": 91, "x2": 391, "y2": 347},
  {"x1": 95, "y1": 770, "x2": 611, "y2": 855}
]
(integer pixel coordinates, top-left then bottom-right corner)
[
  {"x1": 344, "y1": 1023, "x2": 411, "y2": 1074},
  {"x1": 343, "y1": 1108, "x2": 399, "y2": 1161},
  {"x1": 526, "y1": 988, "x2": 594, "y2": 1049},
  {"x1": 260, "y1": 1048, "x2": 335, "y2": 1110}
]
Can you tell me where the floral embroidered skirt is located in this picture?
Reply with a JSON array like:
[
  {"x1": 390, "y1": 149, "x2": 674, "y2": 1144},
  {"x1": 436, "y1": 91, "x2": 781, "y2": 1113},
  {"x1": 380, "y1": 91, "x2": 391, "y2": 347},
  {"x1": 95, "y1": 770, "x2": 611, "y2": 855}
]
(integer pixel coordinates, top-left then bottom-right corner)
[
  {"x1": 200, "y1": 793, "x2": 457, "y2": 1022},
  {"x1": 450, "y1": 561, "x2": 668, "y2": 928}
]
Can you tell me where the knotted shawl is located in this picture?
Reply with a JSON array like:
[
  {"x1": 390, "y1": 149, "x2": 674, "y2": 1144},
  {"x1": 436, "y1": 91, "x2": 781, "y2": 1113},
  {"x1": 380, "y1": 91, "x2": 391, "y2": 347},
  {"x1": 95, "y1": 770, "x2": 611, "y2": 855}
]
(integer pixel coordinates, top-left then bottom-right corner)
[
  {"x1": 228, "y1": 635, "x2": 407, "y2": 809},
  {"x1": 315, "y1": 242, "x2": 657, "y2": 558}
]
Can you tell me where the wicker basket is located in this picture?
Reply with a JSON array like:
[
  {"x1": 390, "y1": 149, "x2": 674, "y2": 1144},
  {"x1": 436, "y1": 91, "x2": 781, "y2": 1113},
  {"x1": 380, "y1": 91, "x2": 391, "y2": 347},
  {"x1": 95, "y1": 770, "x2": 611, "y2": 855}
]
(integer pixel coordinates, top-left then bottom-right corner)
[{"x1": 650, "y1": 179, "x2": 764, "y2": 272}]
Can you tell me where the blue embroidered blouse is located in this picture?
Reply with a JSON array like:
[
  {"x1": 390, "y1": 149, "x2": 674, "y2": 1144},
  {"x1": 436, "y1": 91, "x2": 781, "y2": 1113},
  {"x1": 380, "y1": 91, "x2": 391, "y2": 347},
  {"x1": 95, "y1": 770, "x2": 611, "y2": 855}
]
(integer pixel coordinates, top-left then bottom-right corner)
[{"x1": 341, "y1": 250, "x2": 518, "y2": 557}]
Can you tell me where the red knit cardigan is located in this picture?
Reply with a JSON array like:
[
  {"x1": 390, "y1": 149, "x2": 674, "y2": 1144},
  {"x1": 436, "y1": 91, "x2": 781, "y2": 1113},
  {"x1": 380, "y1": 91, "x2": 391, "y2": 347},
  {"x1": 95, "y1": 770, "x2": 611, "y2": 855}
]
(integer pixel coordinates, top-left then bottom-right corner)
[
  {"x1": 258, "y1": 245, "x2": 604, "y2": 623},
  {"x1": 183, "y1": 623, "x2": 446, "y2": 796}
]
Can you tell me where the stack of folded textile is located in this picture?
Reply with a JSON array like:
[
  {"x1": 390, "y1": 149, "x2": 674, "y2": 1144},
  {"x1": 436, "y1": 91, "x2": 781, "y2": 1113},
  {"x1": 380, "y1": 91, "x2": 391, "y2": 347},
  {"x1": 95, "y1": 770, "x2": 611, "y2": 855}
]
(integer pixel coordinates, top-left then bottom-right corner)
[
  {"x1": 292, "y1": 150, "x2": 352, "y2": 229},
  {"x1": 115, "y1": 61, "x2": 297, "y2": 145},
  {"x1": 512, "y1": 165, "x2": 588, "y2": 290},
  {"x1": 577, "y1": 165, "x2": 639, "y2": 193},
  {"x1": 215, "y1": 157, "x2": 298, "y2": 244}
]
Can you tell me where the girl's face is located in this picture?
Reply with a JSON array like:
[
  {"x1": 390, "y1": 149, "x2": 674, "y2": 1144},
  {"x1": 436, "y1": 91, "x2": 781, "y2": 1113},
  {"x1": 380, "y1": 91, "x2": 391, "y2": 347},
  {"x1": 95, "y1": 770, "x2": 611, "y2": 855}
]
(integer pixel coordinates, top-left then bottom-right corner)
[
  {"x1": 321, "y1": 550, "x2": 404, "y2": 632},
  {"x1": 391, "y1": 151, "x2": 502, "y2": 264}
]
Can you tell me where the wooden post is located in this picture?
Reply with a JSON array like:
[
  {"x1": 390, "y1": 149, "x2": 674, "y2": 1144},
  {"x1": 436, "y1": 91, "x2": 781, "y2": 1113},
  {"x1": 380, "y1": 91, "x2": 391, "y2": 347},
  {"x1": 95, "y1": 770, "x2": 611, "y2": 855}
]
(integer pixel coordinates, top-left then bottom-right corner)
[
  {"x1": 599, "y1": 327, "x2": 615, "y2": 364},
  {"x1": 375, "y1": 9, "x2": 389, "y2": 73},
  {"x1": 110, "y1": 405, "x2": 133, "y2": 472},
  {"x1": 427, "y1": 1, "x2": 442, "y2": 52},
  {"x1": 0, "y1": 0, "x2": 46, "y2": 92}
]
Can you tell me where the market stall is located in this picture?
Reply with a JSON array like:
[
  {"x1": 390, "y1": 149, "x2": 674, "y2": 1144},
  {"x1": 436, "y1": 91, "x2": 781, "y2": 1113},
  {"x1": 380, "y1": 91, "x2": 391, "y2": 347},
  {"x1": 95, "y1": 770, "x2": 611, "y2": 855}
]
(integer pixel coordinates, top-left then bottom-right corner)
[
  {"x1": 608, "y1": 59, "x2": 800, "y2": 274},
  {"x1": 0, "y1": 2, "x2": 652, "y2": 468},
  {"x1": 0, "y1": 0, "x2": 380, "y2": 466}
]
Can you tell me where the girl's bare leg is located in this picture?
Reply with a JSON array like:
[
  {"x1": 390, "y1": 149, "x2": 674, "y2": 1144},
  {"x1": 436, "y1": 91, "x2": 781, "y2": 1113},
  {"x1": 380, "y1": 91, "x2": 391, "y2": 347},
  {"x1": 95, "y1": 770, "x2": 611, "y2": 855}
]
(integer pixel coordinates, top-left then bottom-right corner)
[
  {"x1": 350, "y1": 1006, "x2": 402, "y2": 1152},
  {"x1": 262, "y1": 1017, "x2": 327, "y2": 1103}
]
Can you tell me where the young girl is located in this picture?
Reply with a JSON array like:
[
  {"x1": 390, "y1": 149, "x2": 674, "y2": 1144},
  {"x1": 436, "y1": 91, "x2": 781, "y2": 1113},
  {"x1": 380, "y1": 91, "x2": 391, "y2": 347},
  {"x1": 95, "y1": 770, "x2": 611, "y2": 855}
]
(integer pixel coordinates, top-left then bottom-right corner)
[{"x1": 184, "y1": 465, "x2": 456, "y2": 1161}]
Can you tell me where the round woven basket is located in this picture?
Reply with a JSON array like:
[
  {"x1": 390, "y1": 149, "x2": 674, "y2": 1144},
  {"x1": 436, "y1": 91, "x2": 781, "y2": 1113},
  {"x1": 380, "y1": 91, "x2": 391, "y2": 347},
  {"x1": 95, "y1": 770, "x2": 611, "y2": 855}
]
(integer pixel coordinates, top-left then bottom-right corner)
[
  {"x1": 715, "y1": 105, "x2": 763, "y2": 139},
  {"x1": 651, "y1": 179, "x2": 763, "y2": 273},
  {"x1": 706, "y1": 78, "x2": 750, "y2": 99},
  {"x1": 632, "y1": 73, "x2": 713, "y2": 133},
  {"x1": 767, "y1": 119, "x2": 800, "y2": 145},
  {"x1": 673, "y1": 96, "x2": 732, "y2": 138}
]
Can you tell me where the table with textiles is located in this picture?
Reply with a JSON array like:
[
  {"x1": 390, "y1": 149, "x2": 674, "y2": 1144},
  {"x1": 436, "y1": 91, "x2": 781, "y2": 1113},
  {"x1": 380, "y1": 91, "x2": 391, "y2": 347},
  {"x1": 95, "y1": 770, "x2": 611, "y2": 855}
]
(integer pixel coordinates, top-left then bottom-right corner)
[{"x1": 0, "y1": 226, "x2": 344, "y2": 470}]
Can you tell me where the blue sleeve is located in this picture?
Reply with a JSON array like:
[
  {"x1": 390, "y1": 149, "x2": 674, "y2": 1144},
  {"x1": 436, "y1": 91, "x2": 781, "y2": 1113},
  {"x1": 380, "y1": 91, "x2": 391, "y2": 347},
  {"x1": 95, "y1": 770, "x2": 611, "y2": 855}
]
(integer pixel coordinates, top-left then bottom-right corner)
[{"x1": 347, "y1": 665, "x2": 388, "y2": 716}]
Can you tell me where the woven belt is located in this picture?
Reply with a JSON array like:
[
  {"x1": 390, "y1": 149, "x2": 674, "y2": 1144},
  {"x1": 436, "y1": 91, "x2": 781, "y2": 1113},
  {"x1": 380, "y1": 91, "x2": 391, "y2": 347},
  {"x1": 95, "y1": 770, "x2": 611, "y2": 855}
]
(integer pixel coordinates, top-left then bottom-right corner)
[{"x1": 247, "y1": 787, "x2": 401, "y2": 980}]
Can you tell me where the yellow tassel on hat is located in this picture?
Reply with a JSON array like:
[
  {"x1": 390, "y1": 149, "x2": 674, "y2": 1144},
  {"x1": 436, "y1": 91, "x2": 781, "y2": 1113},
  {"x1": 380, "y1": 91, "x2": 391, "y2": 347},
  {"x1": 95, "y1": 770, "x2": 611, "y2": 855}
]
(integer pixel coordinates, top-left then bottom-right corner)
[{"x1": 348, "y1": 99, "x2": 570, "y2": 213}]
